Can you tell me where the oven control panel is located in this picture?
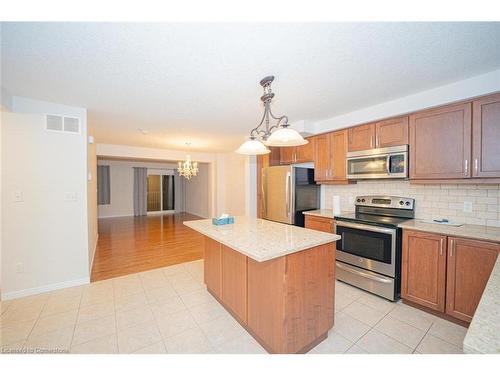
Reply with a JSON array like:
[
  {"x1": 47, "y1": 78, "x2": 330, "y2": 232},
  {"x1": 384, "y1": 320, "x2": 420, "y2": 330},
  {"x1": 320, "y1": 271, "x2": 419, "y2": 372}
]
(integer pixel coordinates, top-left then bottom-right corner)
[{"x1": 355, "y1": 195, "x2": 414, "y2": 210}]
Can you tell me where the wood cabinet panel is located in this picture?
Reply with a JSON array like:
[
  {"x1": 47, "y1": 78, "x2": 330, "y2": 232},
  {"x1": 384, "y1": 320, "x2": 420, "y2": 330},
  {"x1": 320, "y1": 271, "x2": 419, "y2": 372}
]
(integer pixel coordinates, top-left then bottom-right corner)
[
  {"x1": 402, "y1": 230, "x2": 447, "y2": 312},
  {"x1": 204, "y1": 237, "x2": 222, "y2": 298},
  {"x1": 409, "y1": 103, "x2": 472, "y2": 179},
  {"x1": 313, "y1": 134, "x2": 331, "y2": 181},
  {"x1": 295, "y1": 137, "x2": 315, "y2": 163},
  {"x1": 348, "y1": 123, "x2": 376, "y2": 152},
  {"x1": 284, "y1": 243, "x2": 335, "y2": 353},
  {"x1": 446, "y1": 237, "x2": 499, "y2": 322},
  {"x1": 330, "y1": 130, "x2": 348, "y2": 180},
  {"x1": 221, "y1": 245, "x2": 248, "y2": 323},
  {"x1": 472, "y1": 93, "x2": 500, "y2": 178},
  {"x1": 375, "y1": 116, "x2": 409, "y2": 148},
  {"x1": 280, "y1": 146, "x2": 296, "y2": 165},
  {"x1": 304, "y1": 215, "x2": 333, "y2": 233},
  {"x1": 268, "y1": 146, "x2": 281, "y2": 166}
]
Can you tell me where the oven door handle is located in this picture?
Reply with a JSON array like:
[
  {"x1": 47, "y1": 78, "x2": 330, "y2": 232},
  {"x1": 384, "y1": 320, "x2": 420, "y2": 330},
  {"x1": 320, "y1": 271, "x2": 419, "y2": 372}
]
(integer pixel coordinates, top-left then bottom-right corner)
[
  {"x1": 335, "y1": 220, "x2": 396, "y2": 235},
  {"x1": 337, "y1": 262, "x2": 393, "y2": 284}
]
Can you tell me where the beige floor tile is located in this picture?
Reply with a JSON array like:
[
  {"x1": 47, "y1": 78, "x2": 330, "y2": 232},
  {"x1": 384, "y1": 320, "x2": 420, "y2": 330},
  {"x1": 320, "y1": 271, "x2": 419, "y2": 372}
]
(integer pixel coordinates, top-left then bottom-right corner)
[
  {"x1": 25, "y1": 327, "x2": 74, "y2": 353},
  {"x1": 357, "y1": 293, "x2": 398, "y2": 314},
  {"x1": 334, "y1": 292, "x2": 356, "y2": 312},
  {"x1": 115, "y1": 291, "x2": 148, "y2": 312},
  {"x1": 1, "y1": 300, "x2": 12, "y2": 316},
  {"x1": 162, "y1": 264, "x2": 188, "y2": 277},
  {"x1": 50, "y1": 286, "x2": 84, "y2": 300},
  {"x1": 375, "y1": 315, "x2": 426, "y2": 349},
  {"x1": 0, "y1": 319, "x2": 37, "y2": 346},
  {"x1": 1, "y1": 304, "x2": 42, "y2": 324},
  {"x1": 199, "y1": 314, "x2": 246, "y2": 346},
  {"x1": 113, "y1": 275, "x2": 144, "y2": 297},
  {"x1": 70, "y1": 334, "x2": 118, "y2": 354},
  {"x1": 41, "y1": 294, "x2": 81, "y2": 317},
  {"x1": 77, "y1": 301, "x2": 115, "y2": 324},
  {"x1": 164, "y1": 327, "x2": 213, "y2": 354},
  {"x1": 171, "y1": 277, "x2": 204, "y2": 295},
  {"x1": 335, "y1": 281, "x2": 366, "y2": 299},
  {"x1": 156, "y1": 310, "x2": 198, "y2": 339},
  {"x1": 72, "y1": 315, "x2": 117, "y2": 346},
  {"x1": 139, "y1": 270, "x2": 171, "y2": 291},
  {"x1": 345, "y1": 344, "x2": 369, "y2": 354},
  {"x1": 308, "y1": 332, "x2": 353, "y2": 354},
  {"x1": 416, "y1": 334, "x2": 463, "y2": 354},
  {"x1": 187, "y1": 300, "x2": 227, "y2": 325},
  {"x1": 6, "y1": 294, "x2": 48, "y2": 312},
  {"x1": 215, "y1": 333, "x2": 266, "y2": 354},
  {"x1": 116, "y1": 305, "x2": 154, "y2": 330},
  {"x1": 31, "y1": 309, "x2": 78, "y2": 336},
  {"x1": 132, "y1": 341, "x2": 167, "y2": 354},
  {"x1": 356, "y1": 330, "x2": 413, "y2": 354},
  {"x1": 180, "y1": 289, "x2": 216, "y2": 307},
  {"x1": 331, "y1": 312, "x2": 371, "y2": 342},
  {"x1": 80, "y1": 288, "x2": 113, "y2": 307},
  {"x1": 144, "y1": 285, "x2": 178, "y2": 304},
  {"x1": 387, "y1": 304, "x2": 436, "y2": 331},
  {"x1": 428, "y1": 318, "x2": 467, "y2": 347},
  {"x1": 150, "y1": 295, "x2": 187, "y2": 319},
  {"x1": 117, "y1": 320, "x2": 162, "y2": 354},
  {"x1": 343, "y1": 301, "x2": 388, "y2": 326}
]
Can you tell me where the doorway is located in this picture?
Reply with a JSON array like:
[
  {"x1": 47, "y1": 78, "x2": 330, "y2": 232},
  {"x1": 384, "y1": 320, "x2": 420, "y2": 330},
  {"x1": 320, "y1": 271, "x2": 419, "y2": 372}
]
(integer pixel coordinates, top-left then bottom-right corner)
[{"x1": 147, "y1": 170, "x2": 175, "y2": 213}]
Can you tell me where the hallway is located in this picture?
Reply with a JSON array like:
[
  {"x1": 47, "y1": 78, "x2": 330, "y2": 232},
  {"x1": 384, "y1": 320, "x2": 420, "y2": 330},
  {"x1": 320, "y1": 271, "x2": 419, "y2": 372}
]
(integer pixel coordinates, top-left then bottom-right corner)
[{"x1": 91, "y1": 213, "x2": 204, "y2": 282}]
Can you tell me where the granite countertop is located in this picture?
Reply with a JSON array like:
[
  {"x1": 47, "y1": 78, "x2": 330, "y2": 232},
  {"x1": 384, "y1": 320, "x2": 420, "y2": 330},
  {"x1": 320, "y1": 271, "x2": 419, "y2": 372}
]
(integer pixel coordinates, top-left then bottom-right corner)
[
  {"x1": 463, "y1": 255, "x2": 500, "y2": 354},
  {"x1": 398, "y1": 220, "x2": 500, "y2": 243},
  {"x1": 303, "y1": 209, "x2": 352, "y2": 218},
  {"x1": 184, "y1": 216, "x2": 340, "y2": 262}
]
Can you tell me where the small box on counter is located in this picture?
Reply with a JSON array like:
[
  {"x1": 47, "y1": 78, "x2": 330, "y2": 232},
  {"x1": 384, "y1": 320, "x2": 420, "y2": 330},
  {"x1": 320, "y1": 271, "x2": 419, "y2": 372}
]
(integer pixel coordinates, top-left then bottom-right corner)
[{"x1": 211, "y1": 215, "x2": 235, "y2": 226}]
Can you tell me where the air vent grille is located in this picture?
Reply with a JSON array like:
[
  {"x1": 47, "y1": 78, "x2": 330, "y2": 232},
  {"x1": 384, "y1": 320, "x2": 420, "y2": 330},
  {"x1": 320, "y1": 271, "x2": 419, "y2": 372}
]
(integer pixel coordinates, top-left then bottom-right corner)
[{"x1": 46, "y1": 114, "x2": 80, "y2": 134}]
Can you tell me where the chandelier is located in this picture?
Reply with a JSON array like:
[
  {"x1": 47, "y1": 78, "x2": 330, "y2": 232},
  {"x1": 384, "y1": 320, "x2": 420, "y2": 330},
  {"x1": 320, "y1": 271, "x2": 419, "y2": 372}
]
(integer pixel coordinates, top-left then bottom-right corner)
[
  {"x1": 236, "y1": 76, "x2": 308, "y2": 155},
  {"x1": 178, "y1": 153, "x2": 198, "y2": 180}
]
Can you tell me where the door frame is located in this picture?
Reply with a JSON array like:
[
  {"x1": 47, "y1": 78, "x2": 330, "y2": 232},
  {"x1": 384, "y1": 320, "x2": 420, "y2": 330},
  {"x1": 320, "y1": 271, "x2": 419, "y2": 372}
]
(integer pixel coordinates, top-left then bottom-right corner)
[{"x1": 147, "y1": 168, "x2": 175, "y2": 214}]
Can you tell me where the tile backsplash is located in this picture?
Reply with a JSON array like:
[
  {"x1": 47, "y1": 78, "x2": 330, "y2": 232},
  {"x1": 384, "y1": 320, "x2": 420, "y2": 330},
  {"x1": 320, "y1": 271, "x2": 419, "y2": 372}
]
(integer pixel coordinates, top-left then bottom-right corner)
[{"x1": 322, "y1": 181, "x2": 500, "y2": 227}]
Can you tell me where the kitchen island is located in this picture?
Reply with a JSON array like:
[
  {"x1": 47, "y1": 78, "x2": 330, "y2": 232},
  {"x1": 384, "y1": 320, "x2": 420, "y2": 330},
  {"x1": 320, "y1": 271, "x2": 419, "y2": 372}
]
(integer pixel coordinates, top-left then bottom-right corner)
[{"x1": 184, "y1": 217, "x2": 341, "y2": 354}]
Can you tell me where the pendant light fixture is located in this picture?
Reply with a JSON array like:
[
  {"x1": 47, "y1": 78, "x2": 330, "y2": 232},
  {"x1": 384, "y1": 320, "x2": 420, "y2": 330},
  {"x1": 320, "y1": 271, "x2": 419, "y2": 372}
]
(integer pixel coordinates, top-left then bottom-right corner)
[{"x1": 236, "y1": 76, "x2": 308, "y2": 155}]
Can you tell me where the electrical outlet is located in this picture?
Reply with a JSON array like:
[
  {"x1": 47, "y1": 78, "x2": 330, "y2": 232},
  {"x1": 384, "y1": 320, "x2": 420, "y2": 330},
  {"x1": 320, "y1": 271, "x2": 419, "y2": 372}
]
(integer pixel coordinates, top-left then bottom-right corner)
[
  {"x1": 12, "y1": 190, "x2": 23, "y2": 202},
  {"x1": 463, "y1": 201, "x2": 473, "y2": 213},
  {"x1": 16, "y1": 263, "x2": 24, "y2": 273}
]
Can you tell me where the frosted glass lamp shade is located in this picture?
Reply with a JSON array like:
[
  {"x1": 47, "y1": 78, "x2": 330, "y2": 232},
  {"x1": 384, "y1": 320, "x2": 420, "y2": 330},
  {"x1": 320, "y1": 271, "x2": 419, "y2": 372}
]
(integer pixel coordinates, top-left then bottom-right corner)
[
  {"x1": 265, "y1": 127, "x2": 308, "y2": 147},
  {"x1": 235, "y1": 139, "x2": 271, "y2": 155}
]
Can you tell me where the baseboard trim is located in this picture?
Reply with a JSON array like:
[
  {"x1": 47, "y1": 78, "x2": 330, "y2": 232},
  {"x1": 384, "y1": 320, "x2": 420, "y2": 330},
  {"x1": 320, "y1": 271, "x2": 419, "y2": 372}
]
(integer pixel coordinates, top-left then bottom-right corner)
[
  {"x1": 1, "y1": 277, "x2": 91, "y2": 301},
  {"x1": 97, "y1": 214, "x2": 134, "y2": 219}
]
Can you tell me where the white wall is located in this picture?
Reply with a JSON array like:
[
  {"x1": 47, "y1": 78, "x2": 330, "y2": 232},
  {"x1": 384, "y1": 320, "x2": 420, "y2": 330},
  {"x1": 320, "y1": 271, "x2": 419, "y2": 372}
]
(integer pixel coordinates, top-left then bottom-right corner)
[
  {"x1": 87, "y1": 129, "x2": 98, "y2": 271},
  {"x1": 1, "y1": 101, "x2": 89, "y2": 300},
  {"x1": 97, "y1": 159, "x2": 178, "y2": 218},
  {"x1": 214, "y1": 152, "x2": 248, "y2": 217},
  {"x1": 185, "y1": 163, "x2": 210, "y2": 218}
]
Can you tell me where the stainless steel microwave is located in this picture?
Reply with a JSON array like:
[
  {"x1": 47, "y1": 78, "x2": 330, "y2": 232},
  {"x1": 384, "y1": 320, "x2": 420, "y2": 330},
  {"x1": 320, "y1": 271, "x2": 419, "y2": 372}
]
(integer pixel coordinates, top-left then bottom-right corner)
[{"x1": 346, "y1": 145, "x2": 408, "y2": 179}]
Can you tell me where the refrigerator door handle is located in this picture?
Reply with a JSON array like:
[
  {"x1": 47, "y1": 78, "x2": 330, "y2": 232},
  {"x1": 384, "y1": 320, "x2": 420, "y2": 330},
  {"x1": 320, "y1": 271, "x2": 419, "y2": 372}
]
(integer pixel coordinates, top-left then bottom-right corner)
[
  {"x1": 261, "y1": 169, "x2": 266, "y2": 218},
  {"x1": 285, "y1": 172, "x2": 291, "y2": 218}
]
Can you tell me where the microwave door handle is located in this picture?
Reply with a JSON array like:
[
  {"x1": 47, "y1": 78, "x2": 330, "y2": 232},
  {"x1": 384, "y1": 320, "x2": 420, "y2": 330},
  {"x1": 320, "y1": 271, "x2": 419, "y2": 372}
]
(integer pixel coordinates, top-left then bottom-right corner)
[{"x1": 386, "y1": 155, "x2": 391, "y2": 175}]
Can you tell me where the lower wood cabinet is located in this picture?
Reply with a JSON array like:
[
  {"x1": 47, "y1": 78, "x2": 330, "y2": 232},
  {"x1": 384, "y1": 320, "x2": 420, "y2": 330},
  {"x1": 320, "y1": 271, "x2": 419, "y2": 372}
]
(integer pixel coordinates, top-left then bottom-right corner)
[
  {"x1": 304, "y1": 215, "x2": 334, "y2": 233},
  {"x1": 445, "y1": 237, "x2": 500, "y2": 322},
  {"x1": 221, "y1": 245, "x2": 248, "y2": 323},
  {"x1": 402, "y1": 230, "x2": 499, "y2": 323},
  {"x1": 204, "y1": 237, "x2": 222, "y2": 298}
]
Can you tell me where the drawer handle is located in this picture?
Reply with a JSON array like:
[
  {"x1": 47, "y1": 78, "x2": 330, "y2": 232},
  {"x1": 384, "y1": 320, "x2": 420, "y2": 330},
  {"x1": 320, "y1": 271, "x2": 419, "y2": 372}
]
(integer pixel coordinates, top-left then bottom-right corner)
[{"x1": 337, "y1": 262, "x2": 392, "y2": 284}]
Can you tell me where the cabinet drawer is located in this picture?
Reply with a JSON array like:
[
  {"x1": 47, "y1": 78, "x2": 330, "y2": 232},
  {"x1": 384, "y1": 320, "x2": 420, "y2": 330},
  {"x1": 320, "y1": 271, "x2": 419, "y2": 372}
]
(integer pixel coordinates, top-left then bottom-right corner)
[{"x1": 304, "y1": 216, "x2": 333, "y2": 233}]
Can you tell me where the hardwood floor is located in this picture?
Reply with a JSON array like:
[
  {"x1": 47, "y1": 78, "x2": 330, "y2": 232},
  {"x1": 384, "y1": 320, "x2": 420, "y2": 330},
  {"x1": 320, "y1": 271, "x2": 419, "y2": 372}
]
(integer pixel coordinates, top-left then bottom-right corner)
[{"x1": 91, "y1": 212, "x2": 205, "y2": 282}]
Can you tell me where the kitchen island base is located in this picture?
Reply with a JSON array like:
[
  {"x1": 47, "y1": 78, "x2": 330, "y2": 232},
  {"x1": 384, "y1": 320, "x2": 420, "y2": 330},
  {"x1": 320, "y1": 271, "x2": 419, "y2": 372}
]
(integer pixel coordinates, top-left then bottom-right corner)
[{"x1": 203, "y1": 236, "x2": 335, "y2": 354}]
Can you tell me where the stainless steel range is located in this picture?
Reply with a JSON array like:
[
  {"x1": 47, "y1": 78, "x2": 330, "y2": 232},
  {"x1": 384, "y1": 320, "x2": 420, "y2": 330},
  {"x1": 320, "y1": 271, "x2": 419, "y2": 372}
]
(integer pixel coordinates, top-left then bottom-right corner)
[{"x1": 334, "y1": 195, "x2": 415, "y2": 301}]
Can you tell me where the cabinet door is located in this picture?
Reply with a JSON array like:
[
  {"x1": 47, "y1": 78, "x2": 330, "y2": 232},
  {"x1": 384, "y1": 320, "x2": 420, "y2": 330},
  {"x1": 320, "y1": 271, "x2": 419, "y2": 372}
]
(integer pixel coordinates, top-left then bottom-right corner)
[
  {"x1": 375, "y1": 116, "x2": 409, "y2": 148},
  {"x1": 268, "y1": 146, "x2": 281, "y2": 166},
  {"x1": 295, "y1": 137, "x2": 315, "y2": 163},
  {"x1": 304, "y1": 216, "x2": 333, "y2": 233},
  {"x1": 204, "y1": 237, "x2": 222, "y2": 299},
  {"x1": 280, "y1": 147, "x2": 296, "y2": 165},
  {"x1": 313, "y1": 134, "x2": 331, "y2": 181},
  {"x1": 402, "y1": 230, "x2": 447, "y2": 312},
  {"x1": 446, "y1": 237, "x2": 499, "y2": 322},
  {"x1": 348, "y1": 123, "x2": 376, "y2": 152},
  {"x1": 330, "y1": 130, "x2": 348, "y2": 181},
  {"x1": 221, "y1": 245, "x2": 248, "y2": 323},
  {"x1": 409, "y1": 103, "x2": 472, "y2": 179},
  {"x1": 472, "y1": 93, "x2": 500, "y2": 177}
]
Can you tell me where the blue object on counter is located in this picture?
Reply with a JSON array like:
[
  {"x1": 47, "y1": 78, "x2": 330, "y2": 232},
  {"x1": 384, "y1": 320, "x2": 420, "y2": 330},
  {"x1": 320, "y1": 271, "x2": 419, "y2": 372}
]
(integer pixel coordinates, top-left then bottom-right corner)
[{"x1": 212, "y1": 216, "x2": 235, "y2": 225}]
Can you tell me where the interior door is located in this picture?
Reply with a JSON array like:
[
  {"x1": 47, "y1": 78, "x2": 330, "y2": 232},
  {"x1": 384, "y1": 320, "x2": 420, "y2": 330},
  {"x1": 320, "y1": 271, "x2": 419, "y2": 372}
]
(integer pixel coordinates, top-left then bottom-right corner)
[{"x1": 263, "y1": 166, "x2": 293, "y2": 224}]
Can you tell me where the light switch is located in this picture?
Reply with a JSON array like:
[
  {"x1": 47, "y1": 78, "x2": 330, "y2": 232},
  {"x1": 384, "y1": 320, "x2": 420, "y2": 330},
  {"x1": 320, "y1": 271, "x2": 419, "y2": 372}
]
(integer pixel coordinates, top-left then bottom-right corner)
[
  {"x1": 64, "y1": 192, "x2": 77, "y2": 201},
  {"x1": 12, "y1": 190, "x2": 23, "y2": 202}
]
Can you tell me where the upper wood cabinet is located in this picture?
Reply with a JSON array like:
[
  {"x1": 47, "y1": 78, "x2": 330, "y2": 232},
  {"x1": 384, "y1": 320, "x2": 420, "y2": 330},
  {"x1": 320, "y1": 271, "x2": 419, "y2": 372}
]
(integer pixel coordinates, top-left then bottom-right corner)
[
  {"x1": 409, "y1": 102, "x2": 472, "y2": 179},
  {"x1": 402, "y1": 230, "x2": 447, "y2": 312},
  {"x1": 445, "y1": 237, "x2": 499, "y2": 322},
  {"x1": 313, "y1": 130, "x2": 349, "y2": 183},
  {"x1": 375, "y1": 116, "x2": 409, "y2": 148},
  {"x1": 268, "y1": 146, "x2": 281, "y2": 166},
  {"x1": 472, "y1": 93, "x2": 500, "y2": 178},
  {"x1": 348, "y1": 123, "x2": 376, "y2": 152},
  {"x1": 279, "y1": 137, "x2": 315, "y2": 164}
]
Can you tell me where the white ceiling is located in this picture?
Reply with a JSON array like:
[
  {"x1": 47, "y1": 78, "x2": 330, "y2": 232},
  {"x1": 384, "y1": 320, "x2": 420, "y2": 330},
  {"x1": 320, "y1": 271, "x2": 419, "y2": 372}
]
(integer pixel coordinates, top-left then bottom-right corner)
[{"x1": 2, "y1": 22, "x2": 500, "y2": 152}]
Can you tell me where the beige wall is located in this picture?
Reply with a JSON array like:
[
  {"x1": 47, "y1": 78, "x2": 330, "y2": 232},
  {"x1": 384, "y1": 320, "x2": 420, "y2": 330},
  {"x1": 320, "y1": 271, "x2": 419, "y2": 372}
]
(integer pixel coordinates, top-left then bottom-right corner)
[
  {"x1": 87, "y1": 129, "x2": 98, "y2": 271},
  {"x1": 215, "y1": 152, "x2": 247, "y2": 217},
  {"x1": 185, "y1": 163, "x2": 210, "y2": 218},
  {"x1": 1, "y1": 109, "x2": 89, "y2": 299}
]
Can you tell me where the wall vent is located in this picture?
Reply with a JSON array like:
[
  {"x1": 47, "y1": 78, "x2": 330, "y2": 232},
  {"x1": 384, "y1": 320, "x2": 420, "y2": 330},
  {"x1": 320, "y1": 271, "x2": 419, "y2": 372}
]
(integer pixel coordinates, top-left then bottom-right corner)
[{"x1": 46, "y1": 114, "x2": 80, "y2": 134}]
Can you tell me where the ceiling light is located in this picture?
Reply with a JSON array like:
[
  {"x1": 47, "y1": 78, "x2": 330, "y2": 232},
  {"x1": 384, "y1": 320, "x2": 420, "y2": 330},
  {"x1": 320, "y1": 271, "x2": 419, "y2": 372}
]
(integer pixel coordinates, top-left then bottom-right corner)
[
  {"x1": 178, "y1": 142, "x2": 199, "y2": 180},
  {"x1": 236, "y1": 76, "x2": 308, "y2": 155}
]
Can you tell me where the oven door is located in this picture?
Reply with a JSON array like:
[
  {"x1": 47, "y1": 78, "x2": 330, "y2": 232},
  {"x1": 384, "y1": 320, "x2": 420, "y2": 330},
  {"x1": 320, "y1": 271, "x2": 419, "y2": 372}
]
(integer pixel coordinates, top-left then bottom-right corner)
[{"x1": 335, "y1": 220, "x2": 396, "y2": 277}]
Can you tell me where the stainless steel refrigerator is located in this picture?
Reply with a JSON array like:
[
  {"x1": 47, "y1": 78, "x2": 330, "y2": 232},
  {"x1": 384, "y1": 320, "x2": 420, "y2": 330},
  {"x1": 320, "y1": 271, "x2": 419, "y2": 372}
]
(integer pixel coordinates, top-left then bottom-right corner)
[{"x1": 262, "y1": 166, "x2": 320, "y2": 227}]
